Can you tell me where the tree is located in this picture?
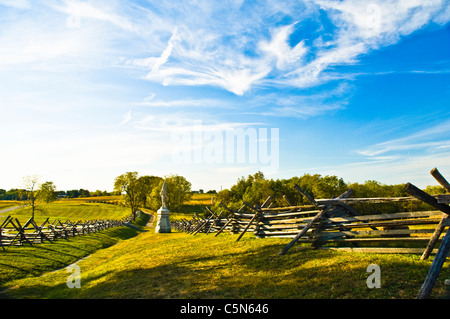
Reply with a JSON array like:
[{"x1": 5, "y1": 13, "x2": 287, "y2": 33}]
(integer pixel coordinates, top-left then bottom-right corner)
[
  {"x1": 66, "y1": 190, "x2": 80, "y2": 198},
  {"x1": 39, "y1": 181, "x2": 57, "y2": 203},
  {"x1": 165, "y1": 174, "x2": 192, "y2": 211},
  {"x1": 242, "y1": 173, "x2": 274, "y2": 206},
  {"x1": 79, "y1": 189, "x2": 90, "y2": 198},
  {"x1": 22, "y1": 175, "x2": 41, "y2": 221},
  {"x1": 136, "y1": 175, "x2": 162, "y2": 208},
  {"x1": 148, "y1": 174, "x2": 192, "y2": 211},
  {"x1": 114, "y1": 172, "x2": 141, "y2": 220}
]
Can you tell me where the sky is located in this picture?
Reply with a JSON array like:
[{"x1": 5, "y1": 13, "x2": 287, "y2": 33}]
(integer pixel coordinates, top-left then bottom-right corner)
[{"x1": 0, "y1": 0, "x2": 449, "y2": 193}]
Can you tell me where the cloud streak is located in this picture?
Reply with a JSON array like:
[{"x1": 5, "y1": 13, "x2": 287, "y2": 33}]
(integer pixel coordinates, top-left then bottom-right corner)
[{"x1": 122, "y1": 0, "x2": 450, "y2": 95}]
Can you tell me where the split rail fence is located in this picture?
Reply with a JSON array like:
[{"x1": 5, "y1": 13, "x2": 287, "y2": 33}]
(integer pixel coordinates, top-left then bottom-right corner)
[
  {"x1": 171, "y1": 167, "x2": 450, "y2": 298},
  {"x1": 0, "y1": 214, "x2": 134, "y2": 250},
  {"x1": 172, "y1": 191, "x2": 448, "y2": 256}
]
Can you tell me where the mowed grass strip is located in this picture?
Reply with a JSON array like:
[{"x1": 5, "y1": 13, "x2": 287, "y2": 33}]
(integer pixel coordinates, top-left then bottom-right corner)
[
  {"x1": 3, "y1": 201, "x2": 131, "y2": 224},
  {"x1": 3, "y1": 217, "x2": 449, "y2": 299}
]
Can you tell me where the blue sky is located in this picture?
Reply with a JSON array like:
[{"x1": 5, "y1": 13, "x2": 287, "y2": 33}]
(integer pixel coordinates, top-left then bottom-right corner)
[{"x1": 0, "y1": 0, "x2": 449, "y2": 192}]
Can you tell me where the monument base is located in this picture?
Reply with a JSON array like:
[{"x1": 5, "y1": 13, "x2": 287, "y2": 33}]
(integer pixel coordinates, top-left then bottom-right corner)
[{"x1": 155, "y1": 207, "x2": 171, "y2": 233}]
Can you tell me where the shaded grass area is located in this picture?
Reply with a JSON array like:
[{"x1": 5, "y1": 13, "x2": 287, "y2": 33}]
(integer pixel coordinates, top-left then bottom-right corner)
[
  {"x1": 3, "y1": 224, "x2": 449, "y2": 299},
  {"x1": 0, "y1": 213, "x2": 149, "y2": 291}
]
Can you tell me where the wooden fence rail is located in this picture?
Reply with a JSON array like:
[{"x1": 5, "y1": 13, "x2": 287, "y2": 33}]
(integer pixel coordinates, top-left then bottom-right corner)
[
  {"x1": 171, "y1": 168, "x2": 450, "y2": 299},
  {"x1": 174, "y1": 167, "x2": 450, "y2": 298},
  {"x1": 172, "y1": 197, "x2": 446, "y2": 255},
  {"x1": 0, "y1": 214, "x2": 134, "y2": 250}
]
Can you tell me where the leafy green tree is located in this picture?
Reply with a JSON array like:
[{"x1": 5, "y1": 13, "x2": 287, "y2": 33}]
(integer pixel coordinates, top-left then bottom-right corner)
[
  {"x1": 39, "y1": 181, "x2": 57, "y2": 203},
  {"x1": 242, "y1": 174, "x2": 274, "y2": 207},
  {"x1": 148, "y1": 174, "x2": 192, "y2": 211},
  {"x1": 114, "y1": 172, "x2": 141, "y2": 220},
  {"x1": 166, "y1": 174, "x2": 192, "y2": 211},
  {"x1": 425, "y1": 185, "x2": 446, "y2": 195},
  {"x1": 137, "y1": 175, "x2": 162, "y2": 208}
]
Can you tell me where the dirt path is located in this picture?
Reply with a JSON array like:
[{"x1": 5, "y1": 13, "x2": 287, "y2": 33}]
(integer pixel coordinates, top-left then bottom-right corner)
[{"x1": 0, "y1": 205, "x2": 23, "y2": 217}]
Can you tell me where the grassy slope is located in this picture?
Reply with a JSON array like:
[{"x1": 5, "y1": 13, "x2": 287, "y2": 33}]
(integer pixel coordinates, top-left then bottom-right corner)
[
  {"x1": 0, "y1": 201, "x2": 142, "y2": 290},
  {"x1": 3, "y1": 216, "x2": 449, "y2": 299}
]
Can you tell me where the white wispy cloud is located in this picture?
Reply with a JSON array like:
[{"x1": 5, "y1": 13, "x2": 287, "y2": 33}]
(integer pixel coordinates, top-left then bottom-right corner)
[
  {"x1": 357, "y1": 119, "x2": 450, "y2": 157},
  {"x1": 139, "y1": 97, "x2": 231, "y2": 109},
  {"x1": 50, "y1": 0, "x2": 137, "y2": 32},
  {"x1": 0, "y1": 0, "x2": 30, "y2": 9},
  {"x1": 120, "y1": 0, "x2": 450, "y2": 95},
  {"x1": 119, "y1": 111, "x2": 132, "y2": 126},
  {"x1": 259, "y1": 23, "x2": 308, "y2": 70}
]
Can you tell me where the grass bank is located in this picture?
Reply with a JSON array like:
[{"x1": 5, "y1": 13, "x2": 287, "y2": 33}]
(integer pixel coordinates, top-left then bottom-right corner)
[
  {"x1": 0, "y1": 204, "x2": 149, "y2": 291},
  {"x1": 3, "y1": 219, "x2": 449, "y2": 299}
]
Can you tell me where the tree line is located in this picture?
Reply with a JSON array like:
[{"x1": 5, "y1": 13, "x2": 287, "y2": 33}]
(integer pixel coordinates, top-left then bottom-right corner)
[
  {"x1": 212, "y1": 172, "x2": 445, "y2": 215},
  {"x1": 4, "y1": 171, "x2": 445, "y2": 221},
  {"x1": 0, "y1": 187, "x2": 114, "y2": 200}
]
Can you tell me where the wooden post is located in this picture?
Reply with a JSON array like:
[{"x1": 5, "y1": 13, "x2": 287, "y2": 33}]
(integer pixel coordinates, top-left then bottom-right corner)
[
  {"x1": 278, "y1": 207, "x2": 331, "y2": 255},
  {"x1": 235, "y1": 196, "x2": 271, "y2": 242},
  {"x1": 283, "y1": 195, "x2": 294, "y2": 207},
  {"x1": 206, "y1": 210, "x2": 223, "y2": 234},
  {"x1": 294, "y1": 185, "x2": 318, "y2": 206},
  {"x1": 193, "y1": 210, "x2": 215, "y2": 235},
  {"x1": 424, "y1": 168, "x2": 450, "y2": 261},
  {"x1": 430, "y1": 168, "x2": 450, "y2": 192},
  {"x1": 417, "y1": 222, "x2": 450, "y2": 299},
  {"x1": 189, "y1": 214, "x2": 205, "y2": 234},
  {"x1": 405, "y1": 182, "x2": 450, "y2": 260},
  {"x1": 278, "y1": 186, "x2": 354, "y2": 256}
]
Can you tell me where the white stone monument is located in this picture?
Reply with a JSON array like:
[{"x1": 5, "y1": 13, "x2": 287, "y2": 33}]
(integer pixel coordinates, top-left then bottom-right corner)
[{"x1": 155, "y1": 181, "x2": 171, "y2": 233}]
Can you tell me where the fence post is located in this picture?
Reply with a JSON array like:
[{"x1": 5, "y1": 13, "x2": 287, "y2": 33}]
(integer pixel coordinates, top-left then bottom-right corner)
[
  {"x1": 417, "y1": 224, "x2": 450, "y2": 299},
  {"x1": 278, "y1": 186, "x2": 354, "y2": 256},
  {"x1": 405, "y1": 182, "x2": 450, "y2": 260}
]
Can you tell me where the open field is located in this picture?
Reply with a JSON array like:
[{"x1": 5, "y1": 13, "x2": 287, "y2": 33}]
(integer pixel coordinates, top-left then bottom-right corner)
[
  {"x1": 1, "y1": 201, "x2": 131, "y2": 224},
  {"x1": 2, "y1": 212, "x2": 449, "y2": 299}
]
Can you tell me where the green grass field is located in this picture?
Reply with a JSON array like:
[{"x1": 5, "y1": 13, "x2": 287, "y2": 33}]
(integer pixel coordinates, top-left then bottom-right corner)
[
  {"x1": 0, "y1": 197, "x2": 449, "y2": 299},
  {"x1": 1, "y1": 201, "x2": 131, "y2": 224},
  {"x1": 2, "y1": 213, "x2": 449, "y2": 299}
]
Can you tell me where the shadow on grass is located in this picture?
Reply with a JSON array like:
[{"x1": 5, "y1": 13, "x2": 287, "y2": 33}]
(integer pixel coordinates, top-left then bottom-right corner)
[
  {"x1": 79, "y1": 243, "x2": 448, "y2": 299},
  {"x1": 3, "y1": 233, "x2": 449, "y2": 299},
  {"x1": 0, "y1": 222, "x2": 147, "y2": 289}
]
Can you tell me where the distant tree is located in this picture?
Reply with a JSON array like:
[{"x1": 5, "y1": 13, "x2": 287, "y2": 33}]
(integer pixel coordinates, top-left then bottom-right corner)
[
  {"x1": 114, "y1": 172, "x2": 141, "y2": 220},
  {"x1": 22, "y1": 175, "x2": 41, "y2": 220},
  {"x1": 79, "y1": 189, "x2": 90, "y2": 197},
  {"x1": 425, "y1": 185, "x2": 446, "y2": 195},
  {"x1": 66, "y1": 190, "x2": 80, "y2": 198},
  {"x1": 39, "y1": 181, "x2": 57, "y2": 203}
]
